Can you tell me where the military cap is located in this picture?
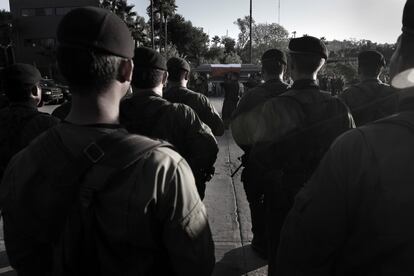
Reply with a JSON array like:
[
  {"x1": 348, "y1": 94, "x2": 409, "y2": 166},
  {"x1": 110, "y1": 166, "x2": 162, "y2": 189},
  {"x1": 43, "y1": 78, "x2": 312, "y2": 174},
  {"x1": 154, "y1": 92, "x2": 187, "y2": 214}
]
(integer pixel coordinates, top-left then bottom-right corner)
[
  {"x1": 2, "y1": 63, "x2": 41, "y2": 87},
  {"x1": 134, "y1": 47, "x2": 167, "y2": 71},
  {"x1": 167, "y1": 57, "x2": 191, "y2": 72},
  {"x1": 403, "y1": 0, "x2": 414, "y2": 35},
  {"x1": 261, "y1": 49, "x2": 287, "y2": 65},
  {"x1": 288, "y1": 36, "x2": 328, "y2": 59},
  {"x1": 391, "y1": 0, "x2": 414, "y2": 89},
  {"x1": 57, "y1": 6, "x2": 134, "y2": 59},
  {"x1": 358, "y1": 50, "x2": 386, "y2": 66}
]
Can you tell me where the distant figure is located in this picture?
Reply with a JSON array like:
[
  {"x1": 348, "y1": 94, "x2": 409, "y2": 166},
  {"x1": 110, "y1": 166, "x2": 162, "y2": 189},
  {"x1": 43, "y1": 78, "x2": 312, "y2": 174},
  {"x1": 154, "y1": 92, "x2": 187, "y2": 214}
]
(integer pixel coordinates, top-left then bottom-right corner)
[
  {"x1": 340, "y1": 50, "x2": 399, "y2": 126},
  {"x1": 120, "y1": 47, "x2": 218, "y2": 200},
  {"x1": 0, "y1": 7, "x2": 214, "y2": 275},
  {"x1": 0, "y1": 63, "x2": 59, "y2": 179},
  {"x1": 231, "y1": 49, "x2": 289, "y2": 259},
  {"x1": 250, "y1": 36, "x2": 354, "y2": 275},
  {"x1": 164, "y1": 57, "x2": 224, "y2": 136},
  {"x1": 221, "y1": 72, "x2": 241, "y2": 129},
  {"x1": 277, "y1": 2, "x2": 414, "y2": 275}
]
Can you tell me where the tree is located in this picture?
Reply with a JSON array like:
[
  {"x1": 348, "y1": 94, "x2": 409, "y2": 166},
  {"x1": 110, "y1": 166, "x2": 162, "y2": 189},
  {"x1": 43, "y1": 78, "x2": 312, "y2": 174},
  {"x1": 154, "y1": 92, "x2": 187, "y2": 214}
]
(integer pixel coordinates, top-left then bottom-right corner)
[
  {"x1": 167, "y1": 14, "x2": 209, "y2": 64},
  {"x1": 100, "y1": 0, "x2": 149, "y2": 47},
  {"x1": 221, "y1": 36, "x2": 236, "y2": 54},
  {"x1": 211, "y1": 35, "x2": 221, "y2": 46},
  {"x1": 234, "y1": 15, "x2": 255, "y2": 50},
  {"x1": 235, "y1": 16, "x2": 289, "y2": 63},
  {"x1": 147, "y1": 0, "x2": 177, "y2": 52}
]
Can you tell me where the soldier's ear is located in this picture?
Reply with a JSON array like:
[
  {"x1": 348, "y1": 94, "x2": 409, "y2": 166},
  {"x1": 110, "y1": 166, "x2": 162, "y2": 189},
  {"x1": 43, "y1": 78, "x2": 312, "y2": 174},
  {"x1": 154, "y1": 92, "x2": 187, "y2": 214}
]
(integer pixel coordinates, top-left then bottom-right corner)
[
  {"x1": 118, "y1": 59, "x2": 134, "y2": 83},
  {"x1": 162, "y1": 71, "x2": 169, "y2": 86},
  {"x1": 184, "y1": 71, "x2": 190, "y2": 81}
]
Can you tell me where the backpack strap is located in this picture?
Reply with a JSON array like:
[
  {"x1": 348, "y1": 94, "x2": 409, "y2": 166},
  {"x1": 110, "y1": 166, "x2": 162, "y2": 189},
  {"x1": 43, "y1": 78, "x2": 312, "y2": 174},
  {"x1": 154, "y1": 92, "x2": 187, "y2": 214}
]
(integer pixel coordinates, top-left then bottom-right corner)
[{"x1": 372, "y1": 112, "x2": 414, "y2": 134}]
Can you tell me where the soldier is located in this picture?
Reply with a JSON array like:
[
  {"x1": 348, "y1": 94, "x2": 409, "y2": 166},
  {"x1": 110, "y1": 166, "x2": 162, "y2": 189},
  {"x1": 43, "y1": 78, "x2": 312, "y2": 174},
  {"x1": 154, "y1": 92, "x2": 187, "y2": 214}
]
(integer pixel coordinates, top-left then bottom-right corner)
[
  {"x1": 164, "y1": 57, "x2": 225, "y2": 136},
  {"x1": 340, "y1": 50, "x2": 399, "y2": 126},
  {"x1": 250, "y1": 36, "x2": 354, "y2": 275},
  {"x1": 0, "y1": 7, "x2": 215, "y2": 275},
  {"x1": 277, "y1": 2, "x2": 414, "y2": 275},
  {"x1": 221, "y1": 72, "x2": 241, "y2": 129},
  {"x1": 0, "y1": 63, "x2": 59, "y2": 179},
  {"x1": 120, "y1": 47, "x2": 218, "y2": 200},
  {"x1": 230, "y1": 49, "x2": 289, "y2": 259}
]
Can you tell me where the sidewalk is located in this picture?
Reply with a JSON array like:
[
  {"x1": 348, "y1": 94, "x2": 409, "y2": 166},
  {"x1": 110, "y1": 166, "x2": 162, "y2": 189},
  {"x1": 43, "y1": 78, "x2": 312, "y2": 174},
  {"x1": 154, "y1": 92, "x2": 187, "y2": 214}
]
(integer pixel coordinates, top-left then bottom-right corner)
[{"x1": 205, "y1": 98, "x2": 267, "y2": 276}]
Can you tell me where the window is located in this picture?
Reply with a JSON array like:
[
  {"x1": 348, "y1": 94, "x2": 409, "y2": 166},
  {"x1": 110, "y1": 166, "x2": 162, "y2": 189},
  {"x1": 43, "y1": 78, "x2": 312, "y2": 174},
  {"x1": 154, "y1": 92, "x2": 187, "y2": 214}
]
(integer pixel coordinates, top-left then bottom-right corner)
[
  {"x1": 56, "y1": 7, "x2": 76, "y2": 16},
  {"x1": 21, "y1": 8, "x2": 35, "y2": 17},
  {"x1": 36, "y1": 8, "x2": 54, "y2": 16}
]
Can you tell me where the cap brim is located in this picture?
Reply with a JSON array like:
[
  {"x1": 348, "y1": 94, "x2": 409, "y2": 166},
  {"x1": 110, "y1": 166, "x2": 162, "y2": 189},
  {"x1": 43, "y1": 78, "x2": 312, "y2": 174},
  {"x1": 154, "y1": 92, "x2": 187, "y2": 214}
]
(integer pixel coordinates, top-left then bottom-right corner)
[{"x1": 391, "y1": 68, "x2": 414, "y2": 89}]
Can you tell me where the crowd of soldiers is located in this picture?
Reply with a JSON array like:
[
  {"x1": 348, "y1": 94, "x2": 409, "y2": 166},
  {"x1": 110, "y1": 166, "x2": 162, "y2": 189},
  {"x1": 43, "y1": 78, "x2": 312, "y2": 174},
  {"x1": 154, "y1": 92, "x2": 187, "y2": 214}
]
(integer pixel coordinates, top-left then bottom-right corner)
[{"x1": 0, "y1": 1, "x2": 413, "y2": 275}]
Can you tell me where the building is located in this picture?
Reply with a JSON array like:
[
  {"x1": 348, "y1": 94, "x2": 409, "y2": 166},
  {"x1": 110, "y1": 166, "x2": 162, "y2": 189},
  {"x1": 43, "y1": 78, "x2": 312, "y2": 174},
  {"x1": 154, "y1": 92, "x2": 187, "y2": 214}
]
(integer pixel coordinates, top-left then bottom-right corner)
[{"x1": 9, "y1": 0, "x2": 99, "y2": 77}]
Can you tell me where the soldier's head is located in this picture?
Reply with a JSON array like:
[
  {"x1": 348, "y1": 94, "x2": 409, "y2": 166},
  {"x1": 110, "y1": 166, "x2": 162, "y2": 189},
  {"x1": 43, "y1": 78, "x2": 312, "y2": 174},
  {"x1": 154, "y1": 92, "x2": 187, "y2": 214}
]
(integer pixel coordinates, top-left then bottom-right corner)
[
  {"x1": 288, "y1": 36, "x2": 328, "y2": 80},
  {"x1": 132, "y1": 47, "x2": 168, "y2": 93},
  {"x1": 390, "y1": 1, "x2": 414, "y2": 89},
  {"x1": 167, "y1": 57, "x2": 191, "y2": 86},
  {"x1": 56, "y1": 7, "x2": 134, "y2": 96},
  {"x1": 2, "y1": 63, "x2": 42, "y2": 105},
  {"x1": 358, "y1": 50, "x2": 386, "y2": 79},
  {"x1": 261, "y1": 49, "x2": 287, "y2": 81}
]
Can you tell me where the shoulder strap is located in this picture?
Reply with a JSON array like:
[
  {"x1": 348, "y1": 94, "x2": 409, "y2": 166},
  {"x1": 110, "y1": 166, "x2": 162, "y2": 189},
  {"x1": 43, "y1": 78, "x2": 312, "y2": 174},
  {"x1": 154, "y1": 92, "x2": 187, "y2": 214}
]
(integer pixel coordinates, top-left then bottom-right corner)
[
  {"x1": 373, "y1": 112, "x2": 414, "y2": 134},
  {"x1": 54, "y1": 128, "x2": 166, "y2": 189}
]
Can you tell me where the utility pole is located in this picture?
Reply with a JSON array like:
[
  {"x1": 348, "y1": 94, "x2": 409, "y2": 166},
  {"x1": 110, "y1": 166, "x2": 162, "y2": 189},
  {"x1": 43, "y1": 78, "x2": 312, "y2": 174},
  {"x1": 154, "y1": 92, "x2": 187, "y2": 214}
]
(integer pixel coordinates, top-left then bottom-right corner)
[
  {"x1": 278, "y1": 0, "x2": 281, "y2": 24},
  {"x1": 150, "y1": 0, "x2": 155, "y2": 49},
  {"x1": 249, "y1": 0, "x2": 253, "y2": 64}
]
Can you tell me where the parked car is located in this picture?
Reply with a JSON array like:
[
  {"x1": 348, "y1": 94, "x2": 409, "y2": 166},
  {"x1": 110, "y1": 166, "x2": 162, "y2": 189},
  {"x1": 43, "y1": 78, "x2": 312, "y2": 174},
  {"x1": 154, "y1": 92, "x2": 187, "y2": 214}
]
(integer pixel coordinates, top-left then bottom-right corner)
[{"x1": 39, "y1": 79, "x2": 64, "y2": 105}]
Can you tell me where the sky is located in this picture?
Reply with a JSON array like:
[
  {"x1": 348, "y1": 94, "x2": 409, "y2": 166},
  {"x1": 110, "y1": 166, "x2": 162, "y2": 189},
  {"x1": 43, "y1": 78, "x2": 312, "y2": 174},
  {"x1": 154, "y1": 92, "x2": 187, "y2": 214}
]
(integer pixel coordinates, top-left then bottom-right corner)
[{"x1": 0, "y1": 0, "x2": 406, "y2": 43}]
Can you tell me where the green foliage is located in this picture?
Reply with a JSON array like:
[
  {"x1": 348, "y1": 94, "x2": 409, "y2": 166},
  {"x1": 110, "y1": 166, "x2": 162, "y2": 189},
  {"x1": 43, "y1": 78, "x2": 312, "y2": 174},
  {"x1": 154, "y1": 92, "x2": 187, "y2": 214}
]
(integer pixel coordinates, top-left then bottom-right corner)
[
  {"x1": 234, "y1": 16, "x2": 289, "y2": 64},
  {"x1": 167, "y1": 14, "x2": 209, "y2": 64},
  {"x1": 100, "y1": 0, "x2": 149, "y2": 47},
  {"x1": 221, "y1": 36, "x2": 236, "y2": 54}
]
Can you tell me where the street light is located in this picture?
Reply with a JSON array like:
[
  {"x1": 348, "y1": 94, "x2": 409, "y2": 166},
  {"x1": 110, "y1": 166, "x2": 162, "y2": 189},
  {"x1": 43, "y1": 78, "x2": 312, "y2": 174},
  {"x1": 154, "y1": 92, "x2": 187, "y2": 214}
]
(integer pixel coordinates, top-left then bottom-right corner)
[{"x1": 249, "y1": 0, "x2": 252, "y2": 64}]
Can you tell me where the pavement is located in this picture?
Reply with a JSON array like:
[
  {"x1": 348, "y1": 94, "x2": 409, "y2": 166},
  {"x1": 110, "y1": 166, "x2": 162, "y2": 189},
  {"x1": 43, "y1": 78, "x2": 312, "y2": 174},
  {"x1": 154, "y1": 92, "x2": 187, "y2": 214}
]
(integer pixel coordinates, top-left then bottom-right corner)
[{"x1": 0, "y1": 97, "x2": 268, "y2": 275}]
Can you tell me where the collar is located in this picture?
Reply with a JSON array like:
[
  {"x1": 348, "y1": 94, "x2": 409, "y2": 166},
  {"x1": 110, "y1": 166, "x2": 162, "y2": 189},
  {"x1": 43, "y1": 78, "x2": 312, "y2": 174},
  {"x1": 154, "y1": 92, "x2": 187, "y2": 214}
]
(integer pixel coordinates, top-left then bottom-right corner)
[
  {"x1": 291, "y1": 79, "x2": 319, "y2": 90},
  {"x1": 62, "y1": 120, "x2": 123, "y2": 129},
  {"x1": 361, "y1": 78, "x2": 382, "y2": 84},
  {"x1": 134, "y1": 89, "x2": 162, "y2": 98}
]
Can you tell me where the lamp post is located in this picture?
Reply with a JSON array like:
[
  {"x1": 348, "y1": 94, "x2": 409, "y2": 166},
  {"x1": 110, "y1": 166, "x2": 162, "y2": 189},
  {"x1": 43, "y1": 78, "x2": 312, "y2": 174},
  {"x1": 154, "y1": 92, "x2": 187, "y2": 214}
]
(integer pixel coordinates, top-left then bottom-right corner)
[
  {"x1": 150, "y1": 0, "x2": 155, "y2": 49},
  {"x1": 249, "y1": 0, "x2": 252, "y2": 63}
]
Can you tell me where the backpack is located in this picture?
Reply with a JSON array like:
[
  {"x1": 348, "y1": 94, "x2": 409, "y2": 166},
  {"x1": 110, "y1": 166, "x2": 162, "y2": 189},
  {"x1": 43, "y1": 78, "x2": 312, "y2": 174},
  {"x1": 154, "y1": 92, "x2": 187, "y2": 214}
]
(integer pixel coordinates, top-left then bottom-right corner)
[{"x1": 2, "y1": 127, "x2": 170, "y2": 275}]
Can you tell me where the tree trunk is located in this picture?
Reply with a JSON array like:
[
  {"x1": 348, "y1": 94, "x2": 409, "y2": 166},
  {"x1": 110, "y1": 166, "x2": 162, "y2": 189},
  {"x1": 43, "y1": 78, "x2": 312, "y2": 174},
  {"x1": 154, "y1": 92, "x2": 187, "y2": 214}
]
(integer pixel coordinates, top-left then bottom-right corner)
[
  {"x1": 160, "y1": 11, "x2": 164, "y2": 52},
  {"x1": 165, "y1": 15, "x2": 168, "y2": 54}
]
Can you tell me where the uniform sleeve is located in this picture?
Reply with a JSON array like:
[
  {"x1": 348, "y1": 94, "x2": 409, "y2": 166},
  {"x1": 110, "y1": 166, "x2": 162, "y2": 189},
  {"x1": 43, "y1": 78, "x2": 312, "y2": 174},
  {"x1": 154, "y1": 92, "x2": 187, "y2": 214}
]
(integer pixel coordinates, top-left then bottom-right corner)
[
  {"x1": 197, "y1": 95, "x2": 225, "y2": 136},
  {"x1": 153, "y1": 148, "x2": 215, "y2": 276},
  {"x1": 276, "y1": 129, "x2": 370, "y2": 275},
  {"x1": 172, "y1": 104, "x2": 218, "y2": 177}
]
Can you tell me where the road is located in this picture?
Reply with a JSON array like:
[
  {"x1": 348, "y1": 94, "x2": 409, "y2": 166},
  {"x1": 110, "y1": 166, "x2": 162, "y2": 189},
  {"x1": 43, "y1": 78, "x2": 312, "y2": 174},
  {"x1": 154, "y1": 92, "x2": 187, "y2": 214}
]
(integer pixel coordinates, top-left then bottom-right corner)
[{"x1": 0, "y1": 97, "x2": 268, "y2": 275}]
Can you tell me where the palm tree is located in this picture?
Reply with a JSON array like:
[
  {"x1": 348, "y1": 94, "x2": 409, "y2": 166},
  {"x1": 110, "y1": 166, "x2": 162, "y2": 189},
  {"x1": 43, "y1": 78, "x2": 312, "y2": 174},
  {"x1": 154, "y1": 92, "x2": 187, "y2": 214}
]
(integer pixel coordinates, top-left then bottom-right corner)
[
  {"x1": 147, "y1": 0, "x2": 177, "y2": 52},
  {"x1": 100, "y1": 0, "x2": 149, "y2": 48}
]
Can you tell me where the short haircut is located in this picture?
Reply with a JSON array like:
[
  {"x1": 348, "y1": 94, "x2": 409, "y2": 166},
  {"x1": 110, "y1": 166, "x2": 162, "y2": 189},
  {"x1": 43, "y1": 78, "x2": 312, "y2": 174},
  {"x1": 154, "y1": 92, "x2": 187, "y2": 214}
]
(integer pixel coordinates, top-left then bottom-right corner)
[
  {"x1": 262, "y1": 60, "x2": 285, "y2": 76},
  {"x1": 168, "y1": 69, "x2": 187, "y2": 82},
  {"x1": 4, "y1": 83, "x2": 36, "y2": 102},
  {"x1": 290, "y1": 53, "x2": 324, "y2": 74},
  {"x1": 57, "y1": 46, "x2": 123, "y2": 94},
  {"x1": 132, "y1": 68, "x2": 165, "y2": 89}
]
